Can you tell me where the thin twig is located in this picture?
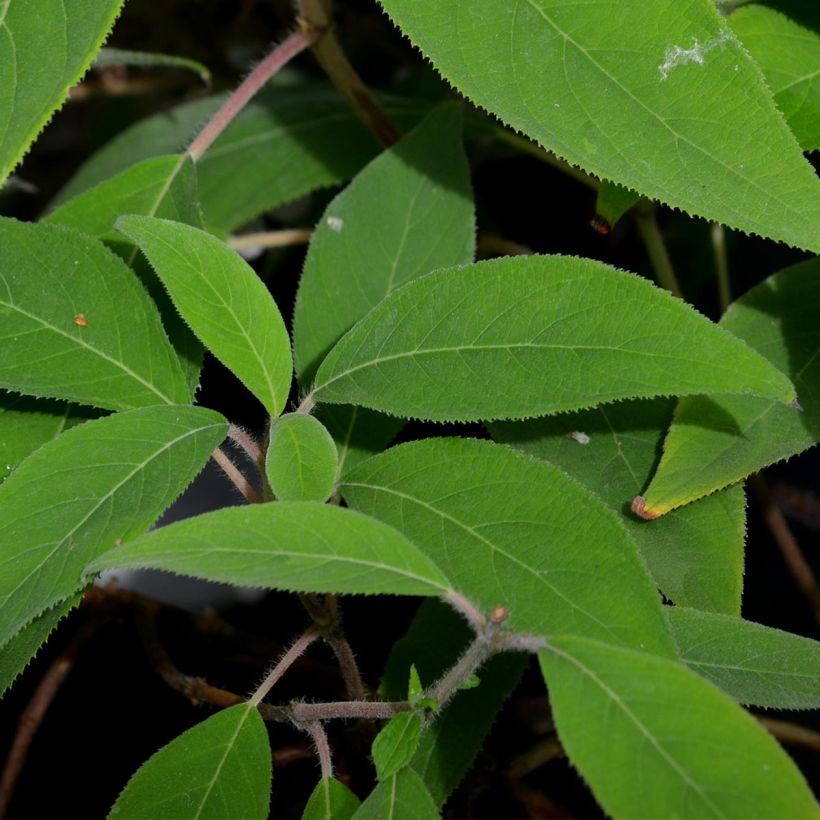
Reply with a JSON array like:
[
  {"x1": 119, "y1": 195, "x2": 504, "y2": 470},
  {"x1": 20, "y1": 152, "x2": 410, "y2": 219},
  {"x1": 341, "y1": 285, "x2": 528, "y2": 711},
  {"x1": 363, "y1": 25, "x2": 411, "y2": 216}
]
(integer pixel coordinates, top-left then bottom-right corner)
[
  {"x1": 0, "y1": 617, "x2": 99, "y2": 818},
  {"x1": 250, "y1": 628, "x2": 321, "y2": 706},
  {"x1": 711, "y1": 222, "x2": 731, "y2": 312},
  {"x1": 507, "y1": 735, "x2": 564, "y2": 779},
  {"x1": 635, "y1": 201, "x2": 683, "y2": 298},
  {"x1": 326, "y1": 632, "x2": 367, "y2": 702},
  {"x1": 229, "y1": 229, "x2": 312, "y2": 252},
  {"x1": 757, "y1": 716, "x2": 820, "y2": 753},
  {"x1": 446, "y1": 590, "x2": 487, "y2": 634},
  {"x1": 228, "y1": 424, "x2": 264, "y2": 470},
  {"x1": 212, "y1": 447, "x2": 261, "y2": 504},
  {"x1": 302, "y1": 721, "x2": 334, "y2": 779},
  {"x1": 751, "y1": 475, "x2": 820, "y2": 625},
  {"x1": 187, "y1": 30, "x2": 318, "y2": 160},
  {"x1": 296, "y1": 0, "x2": 400, "y2": 148},
  {"x1": 292, "y1": 701, "x2": 411, "y2": 721}
]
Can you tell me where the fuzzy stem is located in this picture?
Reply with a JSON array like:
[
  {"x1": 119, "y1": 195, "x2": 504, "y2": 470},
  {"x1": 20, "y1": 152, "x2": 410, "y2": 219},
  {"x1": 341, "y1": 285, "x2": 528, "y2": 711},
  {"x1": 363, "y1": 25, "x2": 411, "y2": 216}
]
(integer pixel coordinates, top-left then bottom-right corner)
[
  {"x1": 635, "y1": 201, "x2": 683, "y2": 298},
  {"x1": 250, "y1": 628, "x2": 321, "y2": 707},
  {"x1": 228, "y1": 424, "x2": 264, "y2": 470},
  {"x1": 296, "y1": 393, "x2": 316, "y2": 415},
  {"x1": 711, "y1": 222, "x2": 731, "y2": 312},
  {"x1": 187, "y1": 30, "x2": 318, "y2": 161},
  {"x1": 302, "y1": 721, "x2": 334, "y2": 779},
  {"x1": 229, "y1": 229, "x2": 312, "y2": 252},
  {"x1": 426, "y1": 631, "x2": 497, "y2": 710},
  {"x1": 326, "y1": 632, "x2": 367, "y2": 702},
  {"x1": 211, "y1": 447, "x2": 261, "y2": 504},
  {"x1": 292, "y1": 701, "x2": 411, "y2": 721},
  {"x1": 445, "y1": 590, "x2": 487, "y2": 634}
]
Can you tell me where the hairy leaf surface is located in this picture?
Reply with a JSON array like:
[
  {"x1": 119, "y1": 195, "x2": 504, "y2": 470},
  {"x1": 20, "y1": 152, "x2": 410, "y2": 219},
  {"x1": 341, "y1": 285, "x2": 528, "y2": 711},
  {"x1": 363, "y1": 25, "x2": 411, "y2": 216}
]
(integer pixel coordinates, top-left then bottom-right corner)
[
  {"x1": 730, "y1": 5, "x2": 820, "y2": 151},
  {"x1": 314, "y1": 256, "x2": 795, "y2": 422},
  {"x1": 117, "y1": 217, "x2": 292, "y2": 417},
  {"x1": 539, "y1": 636, "x2": 818, "y2": 818},
  {"x1": 293, "y1": 103, "x2": 475, "y2": 384},
  {"x1": 266, "y1": 414, "x2": 338, "y2": 503},
  {"x1": 0, "y1": 219, "x2": 191, "y2": 410},
  {"x1": 343, "y1": 438, "x2": 674, "y2": 655},
  {"x1": 492, "y1": 398, "x2": 746, "y2": 614},
  {"x1": 0, "y1": 0, "x2": 124, "y2": 183},
  {"x1": 642, "y1": 258, "x2": 820, "y2": 516},
  {"x1": 0, "y1": 405, "x2": 226, "y2": 645},
  {"x1": 110, "y1": 704, "x2": 271, "y2": 819},
  {"x1": 302, "y1": 779, "x2": 360, "y2": 820},
  {"x1": 668, "y1": 607, "x2": 820, "y2": 709},
  {"x1": 88, "y1": 503, "x2": 452, "y2": 598},
  {"x1": 378, "y1": 0, "x2": 820, "y2": 250}
]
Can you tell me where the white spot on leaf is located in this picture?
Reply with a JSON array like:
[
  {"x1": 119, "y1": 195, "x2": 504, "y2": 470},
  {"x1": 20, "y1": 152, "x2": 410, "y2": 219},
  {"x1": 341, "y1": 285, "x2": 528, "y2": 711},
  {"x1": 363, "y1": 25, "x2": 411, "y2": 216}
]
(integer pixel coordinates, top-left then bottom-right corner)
[
  {"x1": 326, "y1": 216, "x2": 344, "y2": 232},
  {"x1": 659, "y1": 31, "x2": 730, "y2": 81},
  {"x1": 566, "y1": 430, "x2": 591, "y2": 445}
]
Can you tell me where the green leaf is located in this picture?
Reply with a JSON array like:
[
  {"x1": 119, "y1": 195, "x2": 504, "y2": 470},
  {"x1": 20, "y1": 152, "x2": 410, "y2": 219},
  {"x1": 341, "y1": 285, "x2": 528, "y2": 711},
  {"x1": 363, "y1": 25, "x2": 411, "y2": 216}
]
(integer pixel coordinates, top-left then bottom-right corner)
[
  {"x1": 641, "y1": 258, "x2": 820, "y2": 517},
  {"x1": 0, "y1": 592, "x2": 82, "y2": 697},
  {"x1": 377, "y1": 0, "x2": 820, "y2": 251},
  {"x1": 343, "y1": 438, "x2": 675, "y2": 655},
  {"x1": 668, "y1": 607, "x2": 820, "y2": 709},
  {"x1": 539, "y1": 636, "x2": 818, "y2": 818},
  {"x1": 0, "y1": 0, "x2": 125, "y2": 184},
  {"x1": 594, "y1": 181, "x2": 640, "y2": 232},
  {"x1": 293, "y1": 103, "x2": 475, "y2": 384},
  {"x1": 0, "y1": 219, "x2": 191, "y2": 410},
  {"x1": 729, "y1": 5, "x2": 820, "y2": 151},
  {"x1": 116, "y1": 216, "x2": 292, "y2": 417},
  {"x1": 313, "y1": 255, "x2": 796, "y2": 422},
  {"x1": 87, "y1": 502, "x2": 452, "y2": 598},
  {"x1": 0, "y1": 405, "x2": 227, "y2": 646},
  {"x1": 408, "y1": 666, "x2": 424, "y2": 703},
  {"x1": 373, "y1": 713, "x2": 423, "y2": 781},
  {"x1": 382, "y1": 599, "x2": 526, "y2": 806},
  {"x1": 266, "y1": 413, "x2": 338, "y2": 502},
  {"x1": 94, "y1": 48, "x2": 211, "y2": 83},
  {"x1": 302, "y1": 778, "x2": 360, "y2": 820},
  {"x1": 491, "y1": 398, "x2": 746, "y2": 614},
  {"x1": 353, "y1": 768, "x2": 439, "y2": 820},
  {"x1": 0, "y1": 393, "x2": 96, "y2": 486},
  {"x1": 52, "y1": 83, "x2": 430, "y2": 233},
  {"x1": 109, "y1": 703, "x2": 271, "y2": 820}
]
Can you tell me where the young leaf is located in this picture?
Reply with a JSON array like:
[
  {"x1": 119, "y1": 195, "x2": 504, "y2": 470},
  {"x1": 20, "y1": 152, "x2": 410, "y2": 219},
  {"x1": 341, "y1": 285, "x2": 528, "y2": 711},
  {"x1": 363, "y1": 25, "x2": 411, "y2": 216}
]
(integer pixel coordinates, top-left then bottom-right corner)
[
  {"x1": 52, "y1": 83, "x2": 429, "y2": 233},
  {"x1": 266, "y1": 413, "x2": 338, "y2": 502},
  {"x1": 640, "y1": 258, "x2": 820, "y2": 517},
  {"x1": 293, "y1": 103, "x2": 475, "y2": 384},
  {"x1": 372, "y1": 713, "x2": 423, "y2": 781},
  {"x1": 302, "y1": 778, "x2": 360, "y2": 820},
  {"x1": 109, "y1": 703, "x2": 271, "y2": 820},
  {"x1": 729, "y1": 5, "x2": 820, "y2": 151},
  {"x1": 0, "y1": 393, "x2": 96, "y2": 486},
  {"x1": 668, "y1": 607, "x2": 820, "y2": 709},
  {"x1": 594, "y1": 181, "x2": 640, "y2": 232},
  {"x1": 94, "y1": 48, "x2": 211, "y2": 84},
  {"x1": 313, "y1": 255, "x2": 796, "y2": 422},
  {"x1": 343, "y1": 438, "x2": 675, "y2": 656},
  {"x1": 87, "y1": 502, "x2": 452, "y2": 599},
  {"x1": 378, "y1": 0, "x2": 820, "y2": 251},
  {"x1": 491, "y1": 398, "x2": 746, "y2": 615},
  {"x1": 0, "y1": 219, "x2": 191, "y2": 410},
  {"x1": 0, "y1": 405, "x2": 227, "y2": 646},
  {"x1": 539, "y1": 636, "x2": 818, "y2": 818},
  {"x1": 352, "y1": 768, "x2": 439, "y2": 820},
  {"x1": 116, "y1": 216, "x2": 292, "y2": 417},
  {"x1": 0, "y1": 0, "x2": 125, "y2": 184},
  {"x1": 382, "y1": 599, "x2": 527, "y2": 806},
  {"x1": 0, "y1": 592, "x2": 82, "y2": 697}
]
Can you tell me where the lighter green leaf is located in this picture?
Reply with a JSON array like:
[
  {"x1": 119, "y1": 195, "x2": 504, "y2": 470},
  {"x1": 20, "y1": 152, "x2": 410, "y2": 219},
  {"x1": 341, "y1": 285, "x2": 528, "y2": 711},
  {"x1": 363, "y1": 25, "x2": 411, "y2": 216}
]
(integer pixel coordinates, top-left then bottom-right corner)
[
  {"x1": 313, "y1": 256, "x2": 795, "y2": 422},
  {"x1": 343, "y1": 438, "x2": 675, "y2": 655},
  {"x1": 353, "y1": 768, "x2": 439, "y2": 820},
  {"x1": 302, "y1": 778, "x2": 360, "y2": 820},
  {"x1": 0, "y1": 405, "x2": 227, "y2": 646},
  {"x1": 0, "y1": 219, "x2": 191, "y2": 410},
  {"x1": 668, "y1": 607, "x2": 820, "y2": 709},
  {"x1": 730, "y1": 5, "x2": 820, "y2": 151},
  {"x1": 373, "y1": 713, "x2": 422, "y2": 781},
  {"x1": 266, "y1": 414, "x2": 338, "y2": 502},
  {"x1": 539, "y1": 636, "x2": 818, "y2": 818},
  {"x1": 109, "y1": 703, "x2": 271, "y2": 820},
  {"x1": 51, "y1": 83, "x2": 429, "y2": 233},
  {"x1": 0, "y1": 592, "x2": 82, "y2": 697},
  {"x1": 87, "y1": 502, "x2": 452, "y2": 598},
  {"x1": 0, "y1": 0, "x2": 124, "y2": 184},
  {"x1": 116, "y1": 216, "x2": 292, "y2": 417},
  {"x1": 641, "y1": 258, "x2": 820, "y2": 517},
  {"x1": 94, "y1": 48, "x2": 211, "y2": 83},
  {"x1": 378, "y1": 0, "x2": 820, "y2": 251},
  {"x1": 595, "y1": 181, "x2": 640, "y2": 232},
  {"x1": 491, "y1": 398, "x2": 746, "y2": 615},
  {"x1": 293, "y1": 103, "x2": 475, "y2": 384},
  {"x1": 0, "y1": 393, "x2": 95, "y2": 485}
]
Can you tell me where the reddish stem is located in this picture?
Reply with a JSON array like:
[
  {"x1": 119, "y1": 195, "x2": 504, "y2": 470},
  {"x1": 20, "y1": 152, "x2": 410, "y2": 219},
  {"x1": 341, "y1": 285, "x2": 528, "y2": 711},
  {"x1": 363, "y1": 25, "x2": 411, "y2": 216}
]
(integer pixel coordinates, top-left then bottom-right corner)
[
  {"x1": 212, "y1": 447, "x2": 261, "y2": 504},
  {"x1": 250, "y1": 628, "x2": 321, "y2": 706}
]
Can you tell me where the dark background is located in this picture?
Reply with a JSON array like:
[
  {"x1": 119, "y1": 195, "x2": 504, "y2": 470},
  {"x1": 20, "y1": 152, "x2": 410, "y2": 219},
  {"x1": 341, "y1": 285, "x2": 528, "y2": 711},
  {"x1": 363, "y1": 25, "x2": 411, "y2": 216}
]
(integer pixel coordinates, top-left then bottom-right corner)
[{"x1": 1, "y1": 0, "x2": 818, "y2": 817}]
